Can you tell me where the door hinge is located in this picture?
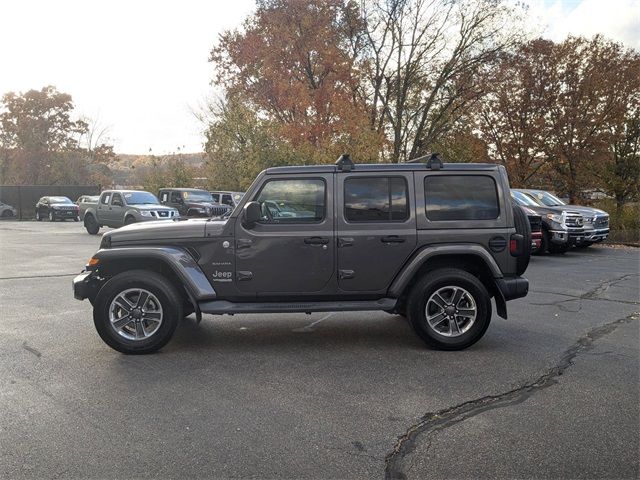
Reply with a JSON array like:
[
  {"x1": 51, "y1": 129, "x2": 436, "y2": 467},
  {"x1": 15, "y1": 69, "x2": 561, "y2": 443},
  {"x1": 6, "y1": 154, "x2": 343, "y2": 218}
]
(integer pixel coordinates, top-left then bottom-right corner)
[
  {"x1": 237, "y1": 271, "x2": 253, "y2": 281},
  {"x1": 338, "y1": 237, "x2": 354, "y2": 248},
  {"x1": 339, "y1": 269, "x2": 355, "y2": 280}
]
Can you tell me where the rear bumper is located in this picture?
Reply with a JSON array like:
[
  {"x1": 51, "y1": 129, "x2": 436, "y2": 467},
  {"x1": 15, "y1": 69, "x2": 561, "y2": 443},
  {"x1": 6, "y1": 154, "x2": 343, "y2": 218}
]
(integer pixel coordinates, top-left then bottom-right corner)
[{"x1": 496, "y1": 276, "x2": 529, "y2": 301}]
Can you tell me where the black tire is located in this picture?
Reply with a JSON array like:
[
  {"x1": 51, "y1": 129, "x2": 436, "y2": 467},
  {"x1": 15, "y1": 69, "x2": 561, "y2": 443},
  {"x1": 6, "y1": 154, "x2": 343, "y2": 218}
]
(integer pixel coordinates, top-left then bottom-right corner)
[
  {"x1": 1, "y1": 209, "x2": 13, "y2": 218},
  {"x1": 93, "y1": 270, "x2": 183, "y2": 354},
  {"x1": 548, "y1": 242, "x2": 569, "y2": 254},
  {"x1": 124, "y1": 215, "x2": 136, "y2": 225},
  {"x1": 407, "y1": 268, "x2": 492, "y2": 350},
  {"x1": 36, "y1": 211, "x2": 42, "y2": 221},
  {"x1": 84, "y1": 214, "x2": 100, "y2": 235},
  {"x1": 74, "y1": 216, "x2": 80, "y2": 222},
  {"x1": 512, "y1": 204, "x2": 531, "y2": 275},
  {"x1": 48, "y1": 211, "x2": 55, "y2": 222}
]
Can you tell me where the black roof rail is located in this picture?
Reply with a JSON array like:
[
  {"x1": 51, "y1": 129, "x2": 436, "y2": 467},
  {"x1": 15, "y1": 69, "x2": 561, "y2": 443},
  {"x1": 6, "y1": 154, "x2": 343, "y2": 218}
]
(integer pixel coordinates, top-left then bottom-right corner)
[{"x1": 335, "y1": 153, "x2": 354, "y2": 172}]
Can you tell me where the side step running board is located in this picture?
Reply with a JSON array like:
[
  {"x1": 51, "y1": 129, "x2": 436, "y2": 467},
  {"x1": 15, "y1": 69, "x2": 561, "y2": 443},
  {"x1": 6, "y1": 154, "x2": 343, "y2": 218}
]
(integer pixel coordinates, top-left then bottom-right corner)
[{"x1": 198, "y1": 298, "x2": 397, "y2": 315}]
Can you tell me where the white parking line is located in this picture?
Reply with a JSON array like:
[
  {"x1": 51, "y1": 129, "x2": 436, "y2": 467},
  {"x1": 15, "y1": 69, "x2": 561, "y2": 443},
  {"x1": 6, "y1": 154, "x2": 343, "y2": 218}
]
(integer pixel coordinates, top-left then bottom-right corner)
[{"x1": 292, "y1": 312, "x2": 336, "y2": 333}]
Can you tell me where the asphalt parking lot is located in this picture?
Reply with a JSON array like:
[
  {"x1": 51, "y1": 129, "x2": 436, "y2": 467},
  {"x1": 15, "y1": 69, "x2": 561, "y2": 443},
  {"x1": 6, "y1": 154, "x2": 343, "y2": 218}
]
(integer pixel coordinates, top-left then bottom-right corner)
[{"x1": 0, "y1": 221, "x2": 638, "y2": 479}]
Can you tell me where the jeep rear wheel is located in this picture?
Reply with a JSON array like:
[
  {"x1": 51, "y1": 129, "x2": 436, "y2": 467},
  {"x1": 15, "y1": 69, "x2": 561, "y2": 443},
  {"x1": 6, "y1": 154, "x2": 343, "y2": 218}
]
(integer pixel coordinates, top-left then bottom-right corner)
[
  {"x1": 407, "y1": 268, "x2": 492, "y2": 350},
  {"x1": 93, "y1": 270, "x2": 183, "y2": 354},
  {"x1": 84, "y1": 214, "x2": 100, "y2": 235}
]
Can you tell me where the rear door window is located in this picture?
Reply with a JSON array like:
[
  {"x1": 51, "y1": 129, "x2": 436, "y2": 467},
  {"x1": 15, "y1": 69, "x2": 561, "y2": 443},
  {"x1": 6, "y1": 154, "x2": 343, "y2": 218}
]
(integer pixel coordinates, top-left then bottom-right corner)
[
  {"x1": 424, "y1": 175, "x2": 499, "y2": 221},
  {"x1": 344, "y1": 177, "x2": 408, "y2": 222}
]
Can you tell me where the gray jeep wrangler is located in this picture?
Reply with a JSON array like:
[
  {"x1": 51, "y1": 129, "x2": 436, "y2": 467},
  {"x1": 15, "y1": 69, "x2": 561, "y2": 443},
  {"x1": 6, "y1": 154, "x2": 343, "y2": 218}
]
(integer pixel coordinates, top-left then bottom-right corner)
[{"x1": 73, "y1": 155, "x2": 530, "y2": 354}]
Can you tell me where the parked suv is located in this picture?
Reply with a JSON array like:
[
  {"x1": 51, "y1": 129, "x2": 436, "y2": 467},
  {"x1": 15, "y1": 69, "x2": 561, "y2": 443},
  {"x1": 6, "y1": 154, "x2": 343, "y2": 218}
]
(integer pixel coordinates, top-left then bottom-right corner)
[
  {"x1": 73, "y1": 155, "x2": 530, "y2": 354},
  {"x1": 517, "y1": 189, "x2": 609, "y2": 247},
  {"x1": 210, "y1": 191, "x2": 244, "y2": 209},
  {"x1": 511, "y1": 189, "x2": 587, "y2": 254},
  {"x1": 159, "y1": 188, "x2": 231, "y2": 218},
  {"x1": 35, "y1": 196, "x2": 79, "y2": 221},
  {"x1": 0, "y1": 201, "x2": 17, "y2": 218},
  {"x1": 83, "y1": 190, "x2": 179, "y2": 235}
]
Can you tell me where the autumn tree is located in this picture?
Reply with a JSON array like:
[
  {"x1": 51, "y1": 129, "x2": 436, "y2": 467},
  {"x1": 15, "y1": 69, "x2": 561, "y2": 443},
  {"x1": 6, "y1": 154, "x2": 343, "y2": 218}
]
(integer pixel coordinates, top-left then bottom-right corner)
[
  {"x1": 209, "y1": 0, "x2": 383, "y2": 164},
  {"x1": 476, "y1": 39, "x2": 555, "y2": 186},
  {"x1": 0, "y1": 86, "x2": 88, "y2": 184},
  {"x1": 361, "y1": 0, "x2": 524, "y2": 162},
  {"x1": 543, "y1": 36, "x2": 640, "y2": 201},
  {"x1": 602, "y1": 103, "x2": 640, "y2": 212},
  {"x1": 0, "y1": 86, "x2": 116, "y2": 186}
]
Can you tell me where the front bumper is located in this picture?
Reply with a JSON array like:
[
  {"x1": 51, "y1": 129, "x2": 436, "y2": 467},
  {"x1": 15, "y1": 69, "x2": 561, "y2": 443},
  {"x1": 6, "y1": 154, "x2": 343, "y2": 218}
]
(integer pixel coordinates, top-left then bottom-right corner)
[
  {"x1": 53, "y1": 209, "x2": 79, "y2": 219},
  {"x1": 73, "y1": 271, "x2": 100, "y2": 301},
  {"x1": 582, "y1": 228, "x2": 609, "y2": 243},
  {"x1": 549, "y1": 228, "x2": 587, "y2": 246}
]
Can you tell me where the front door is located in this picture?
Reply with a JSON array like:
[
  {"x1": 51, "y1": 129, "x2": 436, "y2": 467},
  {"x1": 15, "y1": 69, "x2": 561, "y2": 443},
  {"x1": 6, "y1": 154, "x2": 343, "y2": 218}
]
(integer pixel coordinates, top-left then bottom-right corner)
[
  {"x1": 234, "y1": 174, "x2": 335, "y2": 296},
  {"x1": 336, "y1": 173, "x2": 417, "y2": 292},
  {"x1": 108, "y1": 193, "x2": 126, "y2": 227}
]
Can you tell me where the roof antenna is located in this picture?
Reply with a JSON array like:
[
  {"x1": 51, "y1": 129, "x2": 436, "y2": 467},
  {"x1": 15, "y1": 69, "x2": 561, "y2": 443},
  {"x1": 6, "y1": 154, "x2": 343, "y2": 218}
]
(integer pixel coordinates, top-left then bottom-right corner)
[{"x1": 335, "y1": 153, "x2": 354, "y2": 172}]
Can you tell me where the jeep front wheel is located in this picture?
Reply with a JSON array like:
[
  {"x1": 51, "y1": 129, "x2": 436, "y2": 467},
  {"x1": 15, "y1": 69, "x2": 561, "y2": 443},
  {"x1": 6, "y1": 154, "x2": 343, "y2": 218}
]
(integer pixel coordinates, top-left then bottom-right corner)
[
  {"x1": 93, "y1": 270, "x2": 183, "y2": 354},
  {"x1": 407, "y1": 268, "x2": 492, "y2": 350}
]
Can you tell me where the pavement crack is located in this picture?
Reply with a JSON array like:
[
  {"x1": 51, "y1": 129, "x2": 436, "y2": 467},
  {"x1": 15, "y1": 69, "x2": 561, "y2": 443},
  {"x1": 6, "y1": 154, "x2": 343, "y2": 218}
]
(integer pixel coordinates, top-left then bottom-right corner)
[
  {"x1": 0, "y1": 272, "x2": 78, "y2": 280},
  {"x1": 384, "y1": 312, "x2": 639, "y2": 480},
  {"x1": 22, "y1": 341, "x2": 42, "y2": 358},
  {"x1": 530, "y1": 273, "x2": 639, "y2": 311}
]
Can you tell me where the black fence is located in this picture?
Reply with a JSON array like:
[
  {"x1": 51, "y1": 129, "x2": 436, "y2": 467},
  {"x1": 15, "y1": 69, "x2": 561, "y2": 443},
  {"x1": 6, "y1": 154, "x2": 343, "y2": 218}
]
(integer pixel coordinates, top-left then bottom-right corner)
[{"x1": 0, "y1": 185, "x2": 101, "y2": 219}]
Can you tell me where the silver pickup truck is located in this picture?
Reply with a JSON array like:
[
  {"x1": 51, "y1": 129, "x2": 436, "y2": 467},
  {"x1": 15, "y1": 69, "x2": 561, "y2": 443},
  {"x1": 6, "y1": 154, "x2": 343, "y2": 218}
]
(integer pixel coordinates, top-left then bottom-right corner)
[{"x1": 83, "y1": 190, "x2": 179, "y2": 235}]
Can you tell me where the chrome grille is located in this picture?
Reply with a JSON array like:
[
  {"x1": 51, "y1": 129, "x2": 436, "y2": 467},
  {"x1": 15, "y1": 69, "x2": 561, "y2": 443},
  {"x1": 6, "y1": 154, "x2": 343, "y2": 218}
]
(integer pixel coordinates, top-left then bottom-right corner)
[
  {"x1": 211, "y1": 205, "x2": 231, "y2": 217},
  {"x1": 564, "y1": 212, "x2": 584, "y2": 227}
]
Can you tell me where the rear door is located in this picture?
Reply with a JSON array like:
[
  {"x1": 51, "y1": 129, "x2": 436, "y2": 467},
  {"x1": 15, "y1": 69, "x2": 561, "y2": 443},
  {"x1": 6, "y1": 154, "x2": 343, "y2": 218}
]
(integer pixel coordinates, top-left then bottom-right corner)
[
  {"x1": 234, "y1": 174, "x2": 335, "y2": 296},
  {"x1": 336, "y1": 172, "x2": 417, "y2": 293}
]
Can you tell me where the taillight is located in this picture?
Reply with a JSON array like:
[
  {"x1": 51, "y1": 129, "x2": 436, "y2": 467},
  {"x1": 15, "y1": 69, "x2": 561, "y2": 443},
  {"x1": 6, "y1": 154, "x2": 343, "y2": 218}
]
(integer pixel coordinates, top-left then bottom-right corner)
[{"x1": 510, "y1": 234, "x2": 524, "y2": 256}]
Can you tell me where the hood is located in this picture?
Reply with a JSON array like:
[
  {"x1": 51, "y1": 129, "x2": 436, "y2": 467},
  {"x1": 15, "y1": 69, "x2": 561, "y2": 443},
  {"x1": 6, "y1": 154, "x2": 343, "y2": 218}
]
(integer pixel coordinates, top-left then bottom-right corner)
[
  {"x1": 520, "y1": 204, "x2": 583, "y2": 216},
  {"x1": 51, "y1": 202, "x2": 78, "y2": 208},
  {"x1": 105, "y1": 218, "x2": 211, "y2": 244},
  {"x1": 129, "y1": 204, "x2": 174, "y2": 211},
  {"x1": 558, "y1": 205, "x2": 608, "y2": 217}
]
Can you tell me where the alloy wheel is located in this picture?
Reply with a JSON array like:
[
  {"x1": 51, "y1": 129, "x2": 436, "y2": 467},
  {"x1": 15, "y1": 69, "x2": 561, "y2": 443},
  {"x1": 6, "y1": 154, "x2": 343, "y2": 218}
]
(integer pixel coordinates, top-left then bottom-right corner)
[
  {"x1": 425, "y1": 286, "x2": 477, "y2": 337},
  {"x1": 108, "y1": 288, "x2": 163, "y2": 341}
]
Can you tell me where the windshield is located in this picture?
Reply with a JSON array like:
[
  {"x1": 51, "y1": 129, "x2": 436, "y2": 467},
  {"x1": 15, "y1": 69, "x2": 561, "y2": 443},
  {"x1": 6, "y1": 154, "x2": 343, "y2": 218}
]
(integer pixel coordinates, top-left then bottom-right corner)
[
  {"x1": 184, "y1": 191, "x2": 214, "y2": 202},
  {"x1": 49, "y1": 197, "x2": 73, "y2": 204},
  {"x1": 511, "y1": 190, "x2": 540, "y2": 207},
  {"x1": 527, "y1": 190, "x2": 566, "y2": 207},
  {"x1": 123, "y1": 191, "x2": 159, "y2": 205}
]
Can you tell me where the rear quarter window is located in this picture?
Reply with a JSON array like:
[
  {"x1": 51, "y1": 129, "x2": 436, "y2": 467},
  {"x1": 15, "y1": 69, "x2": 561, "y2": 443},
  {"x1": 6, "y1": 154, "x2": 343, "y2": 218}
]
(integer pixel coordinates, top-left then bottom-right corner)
[{"x1": 425, "y1": 175, "x2": 499, "y2": 221}]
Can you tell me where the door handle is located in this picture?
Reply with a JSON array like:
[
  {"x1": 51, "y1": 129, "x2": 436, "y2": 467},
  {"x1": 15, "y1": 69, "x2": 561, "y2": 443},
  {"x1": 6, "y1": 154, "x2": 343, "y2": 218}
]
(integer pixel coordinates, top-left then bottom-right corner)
[
  {"x1": 304, "y1": 237, "x2": 329, "y2": 245},
  {"x1": 381, "y1": 235, "x2": 405, "y2": 243}
]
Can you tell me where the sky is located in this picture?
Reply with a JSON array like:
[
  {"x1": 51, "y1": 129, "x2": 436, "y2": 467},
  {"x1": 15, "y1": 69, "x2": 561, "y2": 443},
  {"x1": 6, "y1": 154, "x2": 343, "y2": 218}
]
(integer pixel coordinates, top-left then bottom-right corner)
[{"x1": 0, "y1": 0, "x2": 638, "y2": 155}]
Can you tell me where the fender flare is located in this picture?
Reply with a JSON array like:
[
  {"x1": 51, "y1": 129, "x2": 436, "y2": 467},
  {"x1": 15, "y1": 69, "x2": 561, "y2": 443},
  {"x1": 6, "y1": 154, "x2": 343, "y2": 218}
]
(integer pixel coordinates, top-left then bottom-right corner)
[
  {"x1": 388, "y1": 244, "x2": 508, "y2": 319},
  {"x1": 93, "y1": 247, "x2": 216, "y2": 302}
]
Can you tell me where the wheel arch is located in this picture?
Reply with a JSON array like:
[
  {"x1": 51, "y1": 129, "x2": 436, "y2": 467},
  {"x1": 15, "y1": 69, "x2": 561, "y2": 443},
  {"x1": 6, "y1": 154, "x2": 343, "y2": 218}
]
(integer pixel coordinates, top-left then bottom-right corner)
[
  {"x1": 91, "y1": 247, "x2": 216, "y2": 318},
  {"x1": 388, "y1": 245, "x2": 508, "y2": 319}
]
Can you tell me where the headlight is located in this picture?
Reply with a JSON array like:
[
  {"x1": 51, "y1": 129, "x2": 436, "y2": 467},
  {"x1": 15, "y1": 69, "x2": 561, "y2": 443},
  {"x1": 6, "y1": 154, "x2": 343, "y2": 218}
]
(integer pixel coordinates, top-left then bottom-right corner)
[
  {"x1": 139, "y1": 211, "x2": 153, "y2": 217},
  {"x1": 546, "y1": 213, "x2": 563, "y2": 223}
]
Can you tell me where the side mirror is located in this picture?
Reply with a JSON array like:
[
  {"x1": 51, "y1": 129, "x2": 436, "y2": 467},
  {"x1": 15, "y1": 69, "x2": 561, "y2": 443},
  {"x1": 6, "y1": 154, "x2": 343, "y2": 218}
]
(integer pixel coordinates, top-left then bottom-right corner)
[{"x1": 242, "y1": 201, "x2": 261, "y2": 228}]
